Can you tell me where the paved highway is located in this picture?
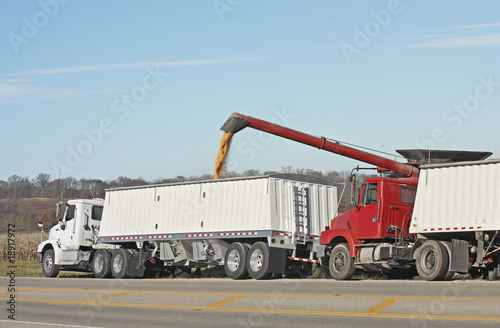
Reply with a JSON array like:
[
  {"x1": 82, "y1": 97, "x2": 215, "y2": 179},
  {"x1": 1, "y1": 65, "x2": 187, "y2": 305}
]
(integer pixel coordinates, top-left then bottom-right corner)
[{"x1": 1, "y1": 277, "x2": 499, "y2": 327}]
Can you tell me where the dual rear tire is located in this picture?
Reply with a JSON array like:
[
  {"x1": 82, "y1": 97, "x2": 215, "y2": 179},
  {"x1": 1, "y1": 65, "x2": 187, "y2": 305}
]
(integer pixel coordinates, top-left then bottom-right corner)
[
  {"x1": 224, "y1": 242, "x2": 272, "y2": 280},
  {"x1": 92, "y1": 248, "x2": 129, "y2": 279},
  {"x1": 92, "y1": 249, "x2": 112, "y2": 278}
]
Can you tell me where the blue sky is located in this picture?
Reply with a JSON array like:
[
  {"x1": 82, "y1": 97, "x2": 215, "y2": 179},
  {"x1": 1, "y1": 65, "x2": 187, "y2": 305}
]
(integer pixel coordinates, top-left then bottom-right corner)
[{"x1": 1, "y1": 0, "x2": 500, "y2": 182}]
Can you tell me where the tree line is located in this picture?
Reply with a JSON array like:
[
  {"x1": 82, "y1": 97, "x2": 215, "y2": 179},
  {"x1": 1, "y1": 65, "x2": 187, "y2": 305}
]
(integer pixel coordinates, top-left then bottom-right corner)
[
  {"x1": 1, "y1": 167, "x2": 377, "y2": 217},
  {"x1": 0, "y1": 167, "x2": 374, "y2": 200}
]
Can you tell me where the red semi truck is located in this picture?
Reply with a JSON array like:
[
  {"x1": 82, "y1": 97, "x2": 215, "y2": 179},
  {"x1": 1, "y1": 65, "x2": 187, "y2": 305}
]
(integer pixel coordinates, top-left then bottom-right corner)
[{"x1": 221, "y1": 112, "x2": 500, "y2": 281}]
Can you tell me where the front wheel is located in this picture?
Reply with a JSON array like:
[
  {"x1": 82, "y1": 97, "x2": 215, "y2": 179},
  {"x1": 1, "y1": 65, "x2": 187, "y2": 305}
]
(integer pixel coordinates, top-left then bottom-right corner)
[
  {"x1": 42, "y1": 249, "x2": 59, "y2": 278},
  {"x1": 329, "y1": 243, "x2": 355, "y2": 280},
  {"x1": 111, "y1": 248, "x2": 130, "y2": 279},
  {"x1": 247, "y1": 242, "x2": 271, "y2": 280}
]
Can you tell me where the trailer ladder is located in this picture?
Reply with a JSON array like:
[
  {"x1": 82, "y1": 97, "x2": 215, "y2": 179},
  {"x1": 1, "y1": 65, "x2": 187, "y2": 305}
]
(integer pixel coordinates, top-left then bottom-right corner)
[{"x1": 291, "y1": 185, "x2": 309, "y2": 245}]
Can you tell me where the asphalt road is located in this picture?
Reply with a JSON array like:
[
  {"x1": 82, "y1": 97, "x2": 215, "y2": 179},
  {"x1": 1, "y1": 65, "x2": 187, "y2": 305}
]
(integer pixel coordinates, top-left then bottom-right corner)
[{"x1": 1, "y1": 277, "x2": 499, "y2": 328}]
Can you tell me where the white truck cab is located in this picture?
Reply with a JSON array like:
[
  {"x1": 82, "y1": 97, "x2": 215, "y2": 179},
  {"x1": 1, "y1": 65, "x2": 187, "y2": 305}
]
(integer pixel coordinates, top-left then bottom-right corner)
[{"x1": 37, "y1": 198, "x2": 104, "y2": 277}]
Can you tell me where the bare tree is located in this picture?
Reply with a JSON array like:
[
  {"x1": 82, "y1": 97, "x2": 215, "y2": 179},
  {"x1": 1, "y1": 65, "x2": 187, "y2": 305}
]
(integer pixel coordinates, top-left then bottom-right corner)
[
  {"x1": 33, "y1": 173, "x2": 51, "y2": 198},
  {"x1": 0, "y1": 180, "x2": 7, "y2": 199},
  {"x1": 243, "y1": 169, "x2": 261, "y2": 176},
  {"x1": 7, "y1": 175, "x2": 21, "y2": 199}
]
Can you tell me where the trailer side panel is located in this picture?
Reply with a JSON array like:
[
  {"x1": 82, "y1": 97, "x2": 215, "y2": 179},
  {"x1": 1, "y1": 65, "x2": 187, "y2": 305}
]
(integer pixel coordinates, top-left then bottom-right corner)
[{"x1": 410, "y1": 159, "x2": 500, "y2": 233}]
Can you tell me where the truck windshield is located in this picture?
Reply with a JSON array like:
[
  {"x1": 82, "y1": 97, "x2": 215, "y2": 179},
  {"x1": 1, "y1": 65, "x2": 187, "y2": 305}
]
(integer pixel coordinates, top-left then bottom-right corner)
[{"x1": 92, "y1": 206, "x2": 103, "y2": 221}]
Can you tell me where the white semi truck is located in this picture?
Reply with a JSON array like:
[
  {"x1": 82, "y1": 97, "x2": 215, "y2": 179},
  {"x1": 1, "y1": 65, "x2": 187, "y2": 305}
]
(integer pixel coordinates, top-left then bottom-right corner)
[{"x1": 37, "y1": 174, "x2": 338, "y2": 279}]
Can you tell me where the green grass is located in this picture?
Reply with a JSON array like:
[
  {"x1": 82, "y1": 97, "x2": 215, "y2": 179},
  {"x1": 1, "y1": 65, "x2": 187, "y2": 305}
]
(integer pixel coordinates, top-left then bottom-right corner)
[
  {"x1": 0, "y1": 260, "x2": 93, "y2": 278},
  {"x1": 1, "y1": 260, "x2": 42, "y2": 277}
]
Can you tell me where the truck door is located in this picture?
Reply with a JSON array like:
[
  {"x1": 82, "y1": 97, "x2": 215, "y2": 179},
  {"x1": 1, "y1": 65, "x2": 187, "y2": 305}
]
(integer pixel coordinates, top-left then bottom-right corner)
[
  {"x1": 82, "y1": 205, "x2": 103, "y2": 246},
  {"x1": 60, "y1": 204, "x2": 77, "y2": 249},
  {"x1": 355, "y1": 182, "x2": 380, "y2": 239}
]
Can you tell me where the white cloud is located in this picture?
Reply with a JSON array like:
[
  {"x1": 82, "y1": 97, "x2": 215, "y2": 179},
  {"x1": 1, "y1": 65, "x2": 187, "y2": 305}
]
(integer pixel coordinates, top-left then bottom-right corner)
[
  {"x1": 0, "y1": 56, "x2": 267, "y2": 102},
  {"x1": 0, "y1": 79, "x2": 120, "y2": 102},
  {"x1": 453, "y1": 22, "x2": 500, "y2": 30},
  {"x1": 403, "y1": 33, "x2": 500, "y2": 49},
  {"x1": 401, "y1": 22, "x2": 500, "y2": 49},
  {"x1": 42, "y1": 87, "x2": 122, "y2": 99},
  {"x1": 0, "y1": 81, "x2": 40, "y2": 98},
  {"x1": 2, "y1": 57, "x2": 267, "y2": 77}
]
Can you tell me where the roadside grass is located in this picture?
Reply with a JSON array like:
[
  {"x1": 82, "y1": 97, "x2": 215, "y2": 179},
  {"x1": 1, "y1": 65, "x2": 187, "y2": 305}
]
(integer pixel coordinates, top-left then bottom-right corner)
[{"x1": 0, "y1": 260, "x2": 92, "y2": 278}]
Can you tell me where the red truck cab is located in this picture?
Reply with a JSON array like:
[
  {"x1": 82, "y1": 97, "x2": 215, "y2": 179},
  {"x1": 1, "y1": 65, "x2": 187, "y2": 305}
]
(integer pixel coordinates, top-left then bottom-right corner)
[{"x1": 320, "y1": 177, "x2": 418, "y2": 259}]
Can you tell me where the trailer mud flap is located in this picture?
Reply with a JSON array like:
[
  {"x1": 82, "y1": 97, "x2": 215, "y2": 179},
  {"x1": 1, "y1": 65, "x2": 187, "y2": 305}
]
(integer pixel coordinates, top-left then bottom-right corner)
[
  {"x1": 268, "y1": 247, "x2": 287, "y2": 274},
  {"x1": 450, "y1": 239, "x2": 469, "y2": 273},
  {"x1": 127, "y1": 252, "x2": 145, "y2": 278}
]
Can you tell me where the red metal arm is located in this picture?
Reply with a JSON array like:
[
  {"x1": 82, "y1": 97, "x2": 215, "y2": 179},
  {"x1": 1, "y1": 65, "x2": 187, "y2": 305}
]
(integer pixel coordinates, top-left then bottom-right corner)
[{"x1": 221, "y1": 112, "x2": 419, "y2": 178}]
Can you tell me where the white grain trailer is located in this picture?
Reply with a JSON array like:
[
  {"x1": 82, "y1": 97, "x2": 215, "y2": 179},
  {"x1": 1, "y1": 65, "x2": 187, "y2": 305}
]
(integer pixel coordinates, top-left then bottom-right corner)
[
  {"x1": 38, "y1": 174, "x2": 338, "y2": 279},
  {"x1": 410, "y1": 159, "x2": 500, "y2": 280}
]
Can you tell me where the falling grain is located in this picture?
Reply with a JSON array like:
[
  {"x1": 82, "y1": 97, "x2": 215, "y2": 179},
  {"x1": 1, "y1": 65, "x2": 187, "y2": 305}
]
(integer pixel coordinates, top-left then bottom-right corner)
[{"x1": 214, "y1": 132, "x2": 234, "y2": 179}]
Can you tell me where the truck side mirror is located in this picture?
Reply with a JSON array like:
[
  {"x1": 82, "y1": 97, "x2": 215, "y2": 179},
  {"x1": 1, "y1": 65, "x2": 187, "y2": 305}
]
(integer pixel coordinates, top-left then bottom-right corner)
[
  {"x1": 350, "y1": 175, "x2": 357, "y2": 206},
  {"x1": 56, "y1": 201, "x2": 63, "y2": 221}
]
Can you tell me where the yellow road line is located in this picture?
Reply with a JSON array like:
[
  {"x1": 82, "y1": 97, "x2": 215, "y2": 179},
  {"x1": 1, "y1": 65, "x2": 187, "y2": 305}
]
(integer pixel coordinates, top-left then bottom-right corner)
[
  {"x1": 3, "y1": 296, "x2": 500, "y2": 322},
  {"x1": 205, "y1": 295, "x2": 248, "y2": 308},
  {"x1": 85, "y1": 291, "x2": 134, "y2": 303},
  {"x1": 208, "y1": 306, "x2": 500, "y2": 322},
  {"x1": 0, "y1": 288, "x2": 33, "y2": 296},
  {"x1": 364, "y1": 298, "x2": 400, "y2": 313},
  {"x1": 4, "y1": 287, "x2": 500, "y2": 303}
]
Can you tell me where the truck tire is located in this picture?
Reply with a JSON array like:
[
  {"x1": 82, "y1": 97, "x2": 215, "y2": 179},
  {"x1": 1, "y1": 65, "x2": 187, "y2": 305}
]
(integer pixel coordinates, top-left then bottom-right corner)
[
  {"x1": 416, "y1": 240, "x2": 449, "y2": 281},
  {"x1": 92, "y1": 249, "x2": 112, "y2": 278},
  {"x1": 42, "y1": 249, "x2": 59, "y2": 278},
  {"x1": 111, "y1": 248, "x2": 130, "y2": 279},
  {"x1": 224, "y1": 242, "x2": 249, "y2": 279},
  {"x1": 441, "y1": 241, "x2": 456, "y2": 280},
  {"x1": 329, "y1": 243, "x2": 355, "y2": 280},
  {"x1": 247, "y1": 242, "x2": 271, "y2": 280}
]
